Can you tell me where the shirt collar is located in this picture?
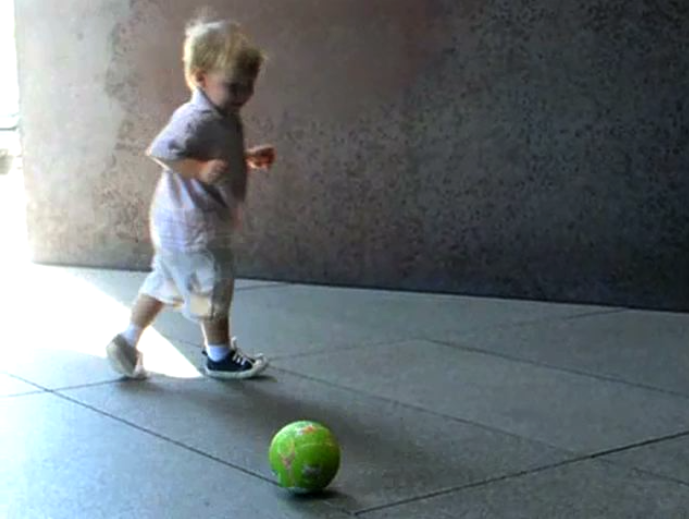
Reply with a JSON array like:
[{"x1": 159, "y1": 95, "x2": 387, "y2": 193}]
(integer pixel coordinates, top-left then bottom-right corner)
[
  {"x1": 191, "y1": 88, "x2": 222, "y2": 115},
  {"x1": 190, "y1": 88, "x2": 242, "y2": 126}
]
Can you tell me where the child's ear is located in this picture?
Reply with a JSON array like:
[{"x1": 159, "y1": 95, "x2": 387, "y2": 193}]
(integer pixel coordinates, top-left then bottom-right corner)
[{"x1": 192, "y1": 70, "x2": 206, "y2": 88}]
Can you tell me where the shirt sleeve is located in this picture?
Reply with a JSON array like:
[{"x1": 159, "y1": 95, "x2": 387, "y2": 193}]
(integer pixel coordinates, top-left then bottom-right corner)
[{"x1": 147, "y1": 109, "x2": 215, "y2": 162}]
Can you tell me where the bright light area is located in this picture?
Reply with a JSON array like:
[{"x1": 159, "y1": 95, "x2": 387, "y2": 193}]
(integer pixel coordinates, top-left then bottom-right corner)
[
  {"x1": 0, "y1": 0, "x2": 18, "y2": 127},
  {"x1": 0, "y1": 1, "x2": 200, "y2": 379},
  {"x1": 0, "y1": 174, "x2": 202, "y2": 378},
  {"x1": 0, "y1": 264, "x2": 203, "y2": 379}
]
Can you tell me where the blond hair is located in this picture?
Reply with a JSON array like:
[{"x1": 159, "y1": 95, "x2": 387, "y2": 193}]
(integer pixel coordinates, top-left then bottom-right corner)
[{"x1": 183, "y1": 18, "x2": 265, "y2": 90}]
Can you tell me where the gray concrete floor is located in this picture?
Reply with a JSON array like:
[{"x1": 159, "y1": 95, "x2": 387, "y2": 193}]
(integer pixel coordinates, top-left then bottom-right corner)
[
  {"x1": 2, "y1": 171, "x2": 689, "y2": 517},
  {"x1": 2, "y1": 264, "x2": 689, "y2": 518}
]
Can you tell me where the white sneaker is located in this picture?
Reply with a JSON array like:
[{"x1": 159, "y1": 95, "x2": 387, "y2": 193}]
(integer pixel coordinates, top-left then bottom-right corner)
[{"x1": 105, "y1": 335, "x2": 146, "y2": 379}]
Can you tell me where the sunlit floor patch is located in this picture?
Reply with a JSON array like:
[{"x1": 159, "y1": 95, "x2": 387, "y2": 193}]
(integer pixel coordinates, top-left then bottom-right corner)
[{"x1": 0, "y1": 167, "x2": 201, "y2": 379}]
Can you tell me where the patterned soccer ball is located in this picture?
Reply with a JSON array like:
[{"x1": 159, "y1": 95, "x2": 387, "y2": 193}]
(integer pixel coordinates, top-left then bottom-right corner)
[{"x1": 269, "y1": 420, "x2": 341, "y2": 493}]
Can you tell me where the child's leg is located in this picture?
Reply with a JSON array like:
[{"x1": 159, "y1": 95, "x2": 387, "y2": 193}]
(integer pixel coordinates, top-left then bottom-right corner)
[
  {"x1": 106, "y1": 254, "x2": 175, "y2": 378},
  {"x1": 123, "y1": 294, "x2": 166, "y2": 348},
  {"x1": 201, "y1": 317, "x2": 230, "y2": 353}
]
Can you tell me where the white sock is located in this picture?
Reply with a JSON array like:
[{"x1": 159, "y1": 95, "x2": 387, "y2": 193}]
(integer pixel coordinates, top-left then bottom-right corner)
[
  {"x1": 206, "y1": 343, "x2": 230, "y2": 362},
  {"x1": 120, "y1": 324, "x2": 143, "y2": 348}
]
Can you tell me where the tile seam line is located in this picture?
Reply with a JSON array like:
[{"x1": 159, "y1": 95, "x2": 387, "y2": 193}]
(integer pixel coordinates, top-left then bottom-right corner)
[
  {"x1": 1, "y1": 374, "x2": 278, "y2": 487},
  {"x1": 271, "y1": 366, "x2": 577, "y2": 453},
  {"x1": 273, "y1": 365, "x2": 689, "y2": 465},
  {"x1": 427, "y1": 338, "x2": 689, "y2": 401},
  {"x1": 52, "y1": 390, "x2": 279, "y2": 485},
  {"x1": 354, "y1": 430, "x2": 689, "y2": 516}
]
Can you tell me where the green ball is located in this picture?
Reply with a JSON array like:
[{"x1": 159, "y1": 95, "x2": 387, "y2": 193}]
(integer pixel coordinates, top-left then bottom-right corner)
[{"x1": 269, "y1": 420, "x2": 341, "y2": 494}]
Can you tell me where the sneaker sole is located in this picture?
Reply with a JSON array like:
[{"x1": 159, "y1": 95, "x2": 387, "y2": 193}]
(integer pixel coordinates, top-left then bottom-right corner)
[{"x1": 204, "y1": 359, "x2": 269, "y2": 380}]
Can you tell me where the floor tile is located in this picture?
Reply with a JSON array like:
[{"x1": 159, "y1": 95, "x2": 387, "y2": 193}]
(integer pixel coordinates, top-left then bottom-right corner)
[
  {"x1": 62, "y1": 370, "x2": 570, "y2": 512},
  {"x1": 276, "y1": 340, "x2": 689, "y2": 452},
  {"x1": 0, "y1": 392, "x2": 349, "y2": 519},
  {"x1": 360, "y1": 460, "x2": 689, "y2": 519},
  {"x1": 604, "y1": 435, "x2": 689, "y2": 484},
  {"x1": 440, "y1": 310, "x2": 689, "y2": 395}
]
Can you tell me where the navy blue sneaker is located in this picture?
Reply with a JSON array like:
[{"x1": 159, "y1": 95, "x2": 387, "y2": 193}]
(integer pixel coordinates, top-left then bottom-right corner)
[{"x1": 204, "y1": 338, "x2": 268, "y2": 379}]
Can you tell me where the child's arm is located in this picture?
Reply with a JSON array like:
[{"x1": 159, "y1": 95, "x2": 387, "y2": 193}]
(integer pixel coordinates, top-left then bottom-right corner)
[
  {"x1": 148, "y1": 156, "x2": 204, "y2": 180},
  {"x1": 147, "y1": 112, "x2": 230, "y2": 184},
  {"x1": 147, "y1": 154, "x2": 229, "y2": 185}
]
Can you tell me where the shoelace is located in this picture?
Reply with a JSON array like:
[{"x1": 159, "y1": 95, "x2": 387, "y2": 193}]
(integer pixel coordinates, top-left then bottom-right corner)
[
  {"x1": 231, "y1": 349, "x2": 252, "y2": 366},
  {"x1": 202, "y1": 339, "x2": 259, "y2": 365},
  {"x1": 230, "y1": 339, "x2": 260, "y2": 362}
]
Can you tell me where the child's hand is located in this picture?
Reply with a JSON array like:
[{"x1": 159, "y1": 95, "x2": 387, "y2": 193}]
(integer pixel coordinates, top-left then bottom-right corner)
[
  {"x1": 199, "y1": 159, "x2": 230, "y2": 184},
  {"x1": 246, "y1": 145, "x2": 276, "y2": 170}
]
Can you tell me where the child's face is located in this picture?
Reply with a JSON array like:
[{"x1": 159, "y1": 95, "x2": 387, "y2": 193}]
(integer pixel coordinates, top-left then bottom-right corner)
[{"x1": 196, "y1": 70, "x2": 255, "y2": 114}]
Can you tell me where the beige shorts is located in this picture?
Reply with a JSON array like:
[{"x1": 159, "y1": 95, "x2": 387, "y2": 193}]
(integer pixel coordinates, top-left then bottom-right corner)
[{"x1": 139, "y1": 248, "x2": 235, "y2": 322}]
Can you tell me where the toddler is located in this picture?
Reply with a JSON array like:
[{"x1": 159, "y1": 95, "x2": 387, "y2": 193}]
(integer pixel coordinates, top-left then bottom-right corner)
[{"x1": 106, "y1": 18, "x2": 275, "y2": 379}]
